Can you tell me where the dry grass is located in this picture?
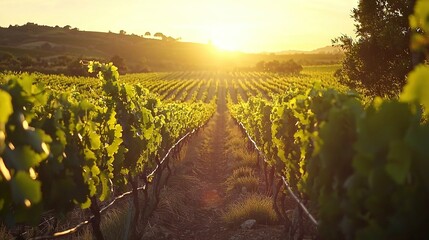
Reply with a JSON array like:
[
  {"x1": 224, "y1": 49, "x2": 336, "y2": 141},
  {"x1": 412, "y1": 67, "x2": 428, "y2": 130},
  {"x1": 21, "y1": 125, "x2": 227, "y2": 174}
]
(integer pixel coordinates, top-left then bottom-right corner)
[
  {"x1": 149, "y1": 175, "x2": 204, "y2": 225},
  {"x1": 224, "y1": 137, "x2": 245, "y2": 154},
  {"x1": 68, "y1": 202, "x2": 134, "y2": 240},
  {"x1": 230, "y1": 150, "x2": 258, "y2": 169},
  {"x1": 71, "y1": 226, "x2": 93, "y2": 240},
  {"x1": 224, "y1": 120, "x2": 246, "y2": 152},
  {"x1": 226, "y1": 176, "x2": 259, "y2": 194},
  {"x1": 3, "y1": 205, "x2": 97, "y2": 240},
  {"x1": 101, "y1": 206, "x2": 134, "y2": 240},
  {"x1": 0, "y1": 225, "x2": 12, "y2": 240},
  {"x1": 222, "y1": 194, "x2": 278, "y2": 227},
  {"x1": 230, "y1": 167, "x2": 255, "y2": 178},
  {"x1": 225, "y1": 167, "x2": 259, "y2": 194},
  {"x1": 223, "y1": 116, "x2": 258, "y2": 169},
  {"x1": 69, "y1": 148, "x2": 205, "y2": 240}
]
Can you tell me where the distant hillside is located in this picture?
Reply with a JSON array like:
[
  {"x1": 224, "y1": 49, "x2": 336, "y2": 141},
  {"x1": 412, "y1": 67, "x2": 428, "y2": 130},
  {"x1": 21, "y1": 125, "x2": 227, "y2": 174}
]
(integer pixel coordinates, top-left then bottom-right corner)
[
  {"x1": 277, "y1": 46, "x2": 343, "y2": 55},
  {"x1": 311, "y1": 46, "x2": 343, "y2": 54},
  {"x1": 0, "y1": 23, "x2": 344, "y2": 74}
]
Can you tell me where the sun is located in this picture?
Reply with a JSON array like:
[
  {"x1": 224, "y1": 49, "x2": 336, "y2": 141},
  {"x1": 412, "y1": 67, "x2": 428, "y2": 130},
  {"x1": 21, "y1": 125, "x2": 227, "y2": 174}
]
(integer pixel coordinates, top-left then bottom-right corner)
[
  {"x1": 209, "y1": 25, "x2": 242, "y2": 51},
  {"x1": 211, "y1": 35, "x2": 239, "y2": 51}
]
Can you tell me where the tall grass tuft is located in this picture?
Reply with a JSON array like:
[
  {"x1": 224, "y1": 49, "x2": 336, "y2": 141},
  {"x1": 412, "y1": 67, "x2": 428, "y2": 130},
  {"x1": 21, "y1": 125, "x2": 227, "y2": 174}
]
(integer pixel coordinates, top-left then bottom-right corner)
[
  {"x1": 98, "y1": 203, "x2": 134, "y2": 240},
  {"x1": 222, "y1": 194, "x2": 278, "y2": 227},
  {"x1": 230, "y1": 151, "x2": 257, "y2": 169},
  {"x1": 225, "y1": 167, "x2": 259, "y2": 193},
  {"x1": 0, "y1": 225, "x2": 12, "y2": 240}
]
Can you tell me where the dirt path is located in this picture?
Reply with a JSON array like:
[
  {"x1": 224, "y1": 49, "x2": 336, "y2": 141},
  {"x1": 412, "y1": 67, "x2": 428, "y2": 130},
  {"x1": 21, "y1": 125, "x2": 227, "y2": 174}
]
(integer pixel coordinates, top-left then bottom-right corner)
[{"x1": 143, "y1": 83, "x2": 285, "y2": 240}]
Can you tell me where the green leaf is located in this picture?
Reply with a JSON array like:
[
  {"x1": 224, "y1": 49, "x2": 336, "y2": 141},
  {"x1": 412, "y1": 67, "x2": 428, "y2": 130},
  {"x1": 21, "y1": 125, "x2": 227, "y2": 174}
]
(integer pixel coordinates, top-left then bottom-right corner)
[
  {"x1": 353, "y1": 155, "x2": 373, "y2": 175},
  {"x1": 143, "y1": 125, "x2": 154, "y2": 140},
  {"x1": 142, "y1": 108, "x2": 151, "y2": 124},
  {"x1": 26, "y1": 130, "x2": 49, "y2": 154},
  {"x1": 89, "y1": 182, "x2": 97, "y2": 196},
  {"x1": 56, "y1": 129, "x2": 67, "y2": 145},
  {"x1": 10, "y1": 171, "x2": 41, "y2": 205},
  {"x1": 412, "y1": 0, "x2": 429, "y2": 32},
  {"x1": 0, "y1": 90, "x2": 13, "y2": 124},
  {"x1": 99, "y1": 172, "x2": 110, "y2": 201},
  {"x1": 400, "y1": 65, "x2": 429, "y2": 115},
  {"x1": 84, "y1": 148, "x2": 96, "y2": 161},
  {"x1": 91, "y1": 165, "x2": 100, "y2": 175},
  {"x1": 114, "y1": 124, "x2": 122, "y2": 138},
  {"x1": 89, "y1": 132, "x2": 101, "y2": 150},
  {"x1": 405, "y1": 124, "x2": 429, "y2": 157},
  {"x1": 106, "y1": 138, "x2": 122, "y2": 157},
  {"x1": 385, "y1": 140, "x2": 411, "y2": 185},
  {"x1": 4, "y1": 146, "x2": 43, "y2": 170},
  {"x1": 19, "y1": 76, "x2": 33, "y2": 94},
  {"x1": 79, "y1": 99, "x2": 93, "y2": 111},
  {"x1": 81, "y1": 197, "x2": 91, "y2": 209}
]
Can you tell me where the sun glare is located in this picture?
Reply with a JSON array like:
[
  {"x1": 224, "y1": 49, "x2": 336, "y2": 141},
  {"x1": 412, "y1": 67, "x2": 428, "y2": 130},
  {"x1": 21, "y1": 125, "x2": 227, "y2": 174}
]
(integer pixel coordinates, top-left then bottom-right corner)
[
  {"x1": 210, "y1": 26, "x2": 241, "y2": 51},
  {"x1": 211, "y1": 36, "x2": 239, "y2": 51}
]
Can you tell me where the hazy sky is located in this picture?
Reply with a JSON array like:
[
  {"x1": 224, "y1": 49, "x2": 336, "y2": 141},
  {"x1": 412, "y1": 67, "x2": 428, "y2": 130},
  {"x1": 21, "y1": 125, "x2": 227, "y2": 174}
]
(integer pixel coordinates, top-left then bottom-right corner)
[{"x1": 0, "y1": 0, "x2": 357, "y2": 52}]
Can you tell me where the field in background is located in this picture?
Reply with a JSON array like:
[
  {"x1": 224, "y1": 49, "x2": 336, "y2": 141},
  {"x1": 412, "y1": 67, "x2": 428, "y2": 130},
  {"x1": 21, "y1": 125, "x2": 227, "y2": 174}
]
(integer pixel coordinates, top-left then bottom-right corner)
[
  {"x1": 8, "y1": 65, "x2": 342, "y2": 103},
  {"x1": 122, "y1": 65, "x2": 347, "y2": 104}
]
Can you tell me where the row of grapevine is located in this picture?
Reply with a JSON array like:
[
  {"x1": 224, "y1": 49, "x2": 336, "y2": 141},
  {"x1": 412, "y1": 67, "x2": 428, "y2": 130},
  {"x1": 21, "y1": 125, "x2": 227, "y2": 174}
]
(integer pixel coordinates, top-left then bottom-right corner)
[
  {"x1": 230, "y1": 67, "x2": 429, "y2": 238},
  {"x1": 0, "y1": 62, "x2": 215, "y2": 238},
  {"x1": 229, "y1": 3, "x2": 429, "y2": 236}
]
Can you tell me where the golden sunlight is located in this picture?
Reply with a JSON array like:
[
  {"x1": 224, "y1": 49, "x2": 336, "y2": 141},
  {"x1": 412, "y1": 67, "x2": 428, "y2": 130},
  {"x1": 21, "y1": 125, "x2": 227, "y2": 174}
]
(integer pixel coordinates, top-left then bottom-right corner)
[{"x1": 209, "y1": 25, "x2": 243, "y2": 51}]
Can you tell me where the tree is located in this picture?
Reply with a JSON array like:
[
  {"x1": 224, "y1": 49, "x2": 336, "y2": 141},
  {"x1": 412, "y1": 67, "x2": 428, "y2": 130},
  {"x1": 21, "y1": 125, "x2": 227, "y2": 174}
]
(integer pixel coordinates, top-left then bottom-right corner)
[
  {"x1": 17, "y1": 55, "x2": 34, "y2": 68},
  {"x1": 280, "y1": 60, "x2": 303, "y2": 74},
  {"x1": 255, "y1": 61, "x2": 266, "y2": 71},
  {"x1": 110, "y1": 55, "x2": 127, "y2": 74},
  {"x1": 254, "y1": 60, "x2": 302, "y2": 74},
  {"x1": 166, "y1": 36, "x2": 176, "y2": 42},
  {"x1": 119, "y1": 30, "x2": 126, "y2": 35},
  {"x1": 67, "y1": 59, "x2": 88, "y2": 76},
  {"x1": 0, "y1": 53, "x2": 20, "y2": 70},
  {"x1": 0, "y1": 52, "x2": 14, "y2": 63},
  {"x1": 334, "y1": 0, "x2": 417, "y2": 96},
  {"x1": 266, "y1": 60, "x2": 280, "y2": 72},
  {"x1": 154, "y1": 32, "x2": 165, "y2": 40},
  {"x1": 144, "y1": 32, "x2": 151, "y2": 37}
]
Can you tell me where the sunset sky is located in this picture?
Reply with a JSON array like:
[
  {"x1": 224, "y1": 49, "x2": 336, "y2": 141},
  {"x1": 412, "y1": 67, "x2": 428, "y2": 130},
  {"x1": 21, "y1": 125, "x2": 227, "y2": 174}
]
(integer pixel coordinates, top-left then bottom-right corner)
[{"x1": 0, "y1": 0, "x2": 357, "y2": 52}]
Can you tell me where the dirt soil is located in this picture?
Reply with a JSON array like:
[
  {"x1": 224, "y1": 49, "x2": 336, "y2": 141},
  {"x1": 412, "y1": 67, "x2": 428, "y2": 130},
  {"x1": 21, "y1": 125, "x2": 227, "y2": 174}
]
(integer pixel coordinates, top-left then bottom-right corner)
[{"x1": 143, "y1": 82, "x2": 285, "y2": 240}]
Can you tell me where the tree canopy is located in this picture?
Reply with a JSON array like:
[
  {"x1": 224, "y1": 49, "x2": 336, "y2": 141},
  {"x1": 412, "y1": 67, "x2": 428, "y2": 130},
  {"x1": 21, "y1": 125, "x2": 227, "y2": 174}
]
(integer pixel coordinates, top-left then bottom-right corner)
[
  {"x1": 335, "y1": 0, "x2": 417, "y2": 96},
  {"x1": 110, "y1": 55, "x2": 127, "y2": 74},
  {"x1": 255, "y1": 60, "x2": 302, "y2": 74}
]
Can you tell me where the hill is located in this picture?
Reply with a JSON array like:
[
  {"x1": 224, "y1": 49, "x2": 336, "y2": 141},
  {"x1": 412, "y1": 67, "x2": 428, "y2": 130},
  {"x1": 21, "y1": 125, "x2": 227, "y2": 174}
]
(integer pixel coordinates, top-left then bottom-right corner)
[
  {"x1": 0, "y1": 23, "x2": 344, "y2": 74},
  {"x1": 277, "y1": 45, "x2": 343, "y2": 55}
]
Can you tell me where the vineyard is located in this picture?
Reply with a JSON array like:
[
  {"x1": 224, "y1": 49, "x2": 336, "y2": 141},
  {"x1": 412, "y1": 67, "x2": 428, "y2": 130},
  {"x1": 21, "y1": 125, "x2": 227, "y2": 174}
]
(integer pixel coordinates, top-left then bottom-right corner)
[
  {"x1": 2, "y1": 3, "x2": 429, "y2": 238},
  {"x1": 0, "y1": 62, "x2": 346, "y2": 239},
  {"x1": 4, "y1": 0, "x2": 429, "y2": 240},
  {"x1": 5, "y1": 5, "x2": 429, "y2": 240},
  {"x1": 0, "y1": 53, "x2": 427, "y2": 239}
]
